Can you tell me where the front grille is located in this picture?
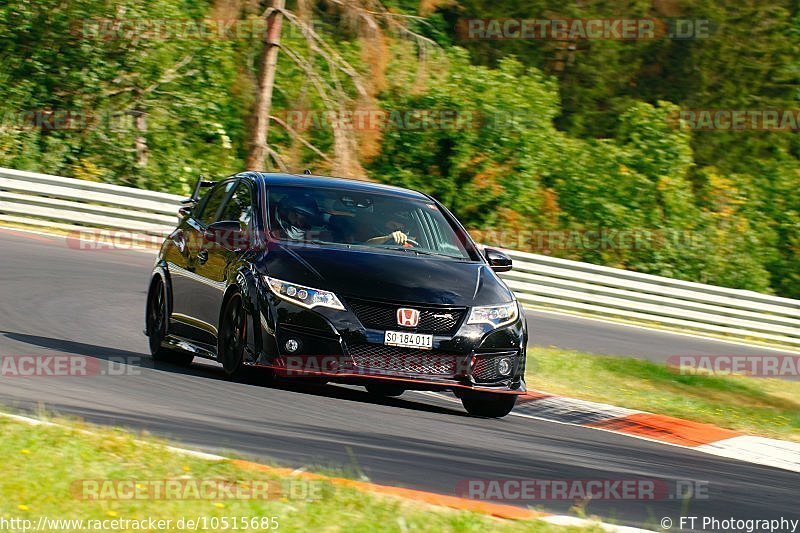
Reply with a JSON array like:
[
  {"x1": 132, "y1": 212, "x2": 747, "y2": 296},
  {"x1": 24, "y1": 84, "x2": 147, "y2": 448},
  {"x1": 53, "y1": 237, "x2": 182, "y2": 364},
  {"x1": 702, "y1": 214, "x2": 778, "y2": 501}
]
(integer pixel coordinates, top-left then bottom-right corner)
[
  {"x1": 347, "y1": 298, "x2": 466, "y2": 334},
  {"x1": 347, "y1": 343, "x2": 466, "y2": 377},
  {"x1": 472, "y1": 352, "x2": 518, "y2": 383}
]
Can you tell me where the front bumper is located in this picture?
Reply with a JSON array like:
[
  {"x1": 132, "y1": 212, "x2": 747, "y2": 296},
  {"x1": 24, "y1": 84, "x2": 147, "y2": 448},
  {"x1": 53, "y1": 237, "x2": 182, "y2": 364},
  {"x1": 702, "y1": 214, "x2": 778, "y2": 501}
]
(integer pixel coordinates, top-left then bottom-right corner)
[{"x1": 255, "y1": 293, "x2": 527, "y2": 394}]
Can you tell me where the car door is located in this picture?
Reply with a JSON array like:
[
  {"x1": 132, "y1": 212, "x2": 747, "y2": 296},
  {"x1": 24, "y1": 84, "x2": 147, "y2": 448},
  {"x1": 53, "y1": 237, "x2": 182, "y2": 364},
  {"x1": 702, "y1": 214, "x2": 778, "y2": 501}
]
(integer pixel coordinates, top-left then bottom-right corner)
[
  {"x1": 171, "y1": 179, "x2": 237, "y2": 345},
  {"x1": 192, "y1": 179, "x2": 255, "y2": 337}
]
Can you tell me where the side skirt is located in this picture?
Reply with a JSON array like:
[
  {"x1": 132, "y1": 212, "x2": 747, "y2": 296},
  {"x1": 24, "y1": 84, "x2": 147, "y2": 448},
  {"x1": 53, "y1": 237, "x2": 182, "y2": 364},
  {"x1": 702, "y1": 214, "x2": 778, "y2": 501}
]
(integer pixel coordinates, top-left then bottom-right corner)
[{"x1": 162, "y1": 334, "x2": 218, "y2": 361}]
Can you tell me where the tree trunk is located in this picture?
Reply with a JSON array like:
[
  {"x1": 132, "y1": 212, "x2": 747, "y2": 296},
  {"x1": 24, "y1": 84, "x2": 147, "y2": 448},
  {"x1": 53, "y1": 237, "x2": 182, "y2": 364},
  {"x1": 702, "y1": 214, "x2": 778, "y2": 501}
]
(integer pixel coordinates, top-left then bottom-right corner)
[
  {"x1": 246, "y1": 0, "x2": 285, "y2": 170},
  {"x1": 133, "y1": 105, "x2": 149, "y2": 167}
]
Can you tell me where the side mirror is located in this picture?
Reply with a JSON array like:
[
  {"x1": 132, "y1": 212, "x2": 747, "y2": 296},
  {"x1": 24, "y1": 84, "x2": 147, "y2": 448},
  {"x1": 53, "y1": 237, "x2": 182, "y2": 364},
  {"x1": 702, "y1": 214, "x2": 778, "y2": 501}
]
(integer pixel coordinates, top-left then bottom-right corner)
[
  {"x1": 484, "y1": 248, "x2": 512, "y2": 272},
  {"x1": 178, "y1": 206, "x2": 192, "y2": 220},
  {"x1": 204, "y1": 220, "x2": 248, "y2": 250}
]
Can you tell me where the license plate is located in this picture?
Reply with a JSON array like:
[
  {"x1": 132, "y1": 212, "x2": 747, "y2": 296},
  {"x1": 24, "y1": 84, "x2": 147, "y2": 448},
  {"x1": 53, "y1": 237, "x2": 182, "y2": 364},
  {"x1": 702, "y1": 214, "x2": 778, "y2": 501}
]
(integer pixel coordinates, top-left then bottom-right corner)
[{"x1": 384, "y1": 330, "x2": 433, "y2": 350}]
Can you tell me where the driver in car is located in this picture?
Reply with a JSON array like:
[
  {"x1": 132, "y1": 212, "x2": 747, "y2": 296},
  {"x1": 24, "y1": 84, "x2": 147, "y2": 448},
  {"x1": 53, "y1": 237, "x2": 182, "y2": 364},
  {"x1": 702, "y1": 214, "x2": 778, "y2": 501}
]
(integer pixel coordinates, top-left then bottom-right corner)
[
  {"x1": 274, "y1": 195, "x2": 320, "y2": 241},
  {"x1": 365, "y1": 215, "x2": 415, "y2": 246}
]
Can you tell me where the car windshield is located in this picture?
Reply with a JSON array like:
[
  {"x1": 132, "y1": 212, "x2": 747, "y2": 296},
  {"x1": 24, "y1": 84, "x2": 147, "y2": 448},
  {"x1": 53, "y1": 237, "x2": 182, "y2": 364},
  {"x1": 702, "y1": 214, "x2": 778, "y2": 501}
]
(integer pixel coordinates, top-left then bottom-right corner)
[{"x1": 267, "y1": 186, "x2": 473, "y2": 260}]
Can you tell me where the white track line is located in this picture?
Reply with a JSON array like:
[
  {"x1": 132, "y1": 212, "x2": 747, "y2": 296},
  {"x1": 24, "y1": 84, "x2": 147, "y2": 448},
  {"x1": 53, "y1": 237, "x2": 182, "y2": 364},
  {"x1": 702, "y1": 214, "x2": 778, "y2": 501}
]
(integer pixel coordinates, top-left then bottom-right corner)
[
  {"x1": 541, "y1": 515, "x2": 656, "y2": 533},
  {"x1": 0, "y1": 411, "x2": 225, "y2": 460},
  {"x1": 695, "y1": 436, "x2": 800, "y2": 473}
]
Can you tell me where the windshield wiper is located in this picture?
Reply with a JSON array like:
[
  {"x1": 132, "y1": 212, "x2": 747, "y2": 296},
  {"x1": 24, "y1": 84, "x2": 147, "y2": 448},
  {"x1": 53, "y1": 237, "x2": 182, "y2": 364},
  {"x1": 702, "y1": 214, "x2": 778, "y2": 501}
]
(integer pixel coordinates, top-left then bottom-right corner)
[{"x1": 382, "y1": 246, "x2": 458, "y2": 258}]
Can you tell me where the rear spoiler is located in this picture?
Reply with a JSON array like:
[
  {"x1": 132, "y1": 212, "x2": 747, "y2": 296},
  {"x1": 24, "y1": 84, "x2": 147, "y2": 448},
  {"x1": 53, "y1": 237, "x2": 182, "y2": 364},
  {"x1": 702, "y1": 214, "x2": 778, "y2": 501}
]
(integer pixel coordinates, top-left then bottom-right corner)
[{"x1": 181, "y1": 176, "x2": 216, "y2": 205}]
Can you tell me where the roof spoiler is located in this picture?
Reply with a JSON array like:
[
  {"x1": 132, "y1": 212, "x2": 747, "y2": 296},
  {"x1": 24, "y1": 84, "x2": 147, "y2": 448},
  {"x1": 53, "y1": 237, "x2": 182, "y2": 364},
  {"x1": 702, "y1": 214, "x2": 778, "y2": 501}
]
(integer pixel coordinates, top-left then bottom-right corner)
[{"x1": 182, "y1": 176, "x2": 216, "y2": 205}]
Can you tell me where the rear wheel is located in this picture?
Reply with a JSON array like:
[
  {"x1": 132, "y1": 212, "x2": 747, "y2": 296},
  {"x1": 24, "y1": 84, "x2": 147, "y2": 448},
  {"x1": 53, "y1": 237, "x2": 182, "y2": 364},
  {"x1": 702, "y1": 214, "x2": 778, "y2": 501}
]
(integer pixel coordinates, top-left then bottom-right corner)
[
  {"x1": 365, "y1": 383, "x2": 405, "y2": 397},
  {"x1": 145, "y1": 277, "x2": 194, "y2": 367},
  {"x1": 460, "y1": 391, "x2": 517, "y2": 418}
]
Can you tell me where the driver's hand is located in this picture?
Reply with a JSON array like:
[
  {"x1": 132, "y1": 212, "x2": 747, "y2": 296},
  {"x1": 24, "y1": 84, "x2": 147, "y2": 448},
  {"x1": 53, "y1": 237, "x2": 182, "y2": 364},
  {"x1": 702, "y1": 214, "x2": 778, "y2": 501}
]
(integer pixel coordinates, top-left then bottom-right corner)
[{"x1": 387, "y1": 231, "x2": 408, "y2": 244}]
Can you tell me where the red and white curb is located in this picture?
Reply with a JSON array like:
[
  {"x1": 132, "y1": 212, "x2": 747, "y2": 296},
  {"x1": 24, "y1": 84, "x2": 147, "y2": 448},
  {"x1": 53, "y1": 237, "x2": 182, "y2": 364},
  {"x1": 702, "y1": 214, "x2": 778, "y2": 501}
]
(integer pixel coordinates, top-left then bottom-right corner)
[
  {"x1": 694, "y1": 436, "x2": 800, "y2": 473},
  {"x1": 425, "y1": 390, "x2": 800, "y2": 473},
  {"x1": 509, "y1": 392, "x2": 800, "y2": 473}
]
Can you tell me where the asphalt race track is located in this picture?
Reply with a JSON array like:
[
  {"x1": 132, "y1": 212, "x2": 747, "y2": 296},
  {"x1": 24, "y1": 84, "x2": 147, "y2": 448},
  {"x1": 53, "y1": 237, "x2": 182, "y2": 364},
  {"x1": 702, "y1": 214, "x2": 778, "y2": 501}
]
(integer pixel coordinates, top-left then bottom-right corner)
[{"x1": 0, "y1": 228, "x2": 796, "y2": 531}]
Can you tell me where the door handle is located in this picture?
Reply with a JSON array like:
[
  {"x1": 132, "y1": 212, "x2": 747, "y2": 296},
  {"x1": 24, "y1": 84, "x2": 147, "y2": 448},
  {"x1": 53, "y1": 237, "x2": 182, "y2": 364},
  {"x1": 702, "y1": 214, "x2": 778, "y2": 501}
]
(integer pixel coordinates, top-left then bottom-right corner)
[{"x1": 197, "y1": 249, "x2": 209, "y2": 264}]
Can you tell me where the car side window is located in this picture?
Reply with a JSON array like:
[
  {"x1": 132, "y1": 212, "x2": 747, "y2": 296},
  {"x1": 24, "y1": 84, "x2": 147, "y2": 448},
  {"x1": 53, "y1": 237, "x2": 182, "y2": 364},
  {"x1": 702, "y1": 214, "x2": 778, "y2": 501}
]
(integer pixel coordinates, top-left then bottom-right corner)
[
  {"x1": 219, "y1": 181, "x2": 254, "y2": 230},
  {"x1": 196, "y1": 181, "x2": 236, "y2": 227}
]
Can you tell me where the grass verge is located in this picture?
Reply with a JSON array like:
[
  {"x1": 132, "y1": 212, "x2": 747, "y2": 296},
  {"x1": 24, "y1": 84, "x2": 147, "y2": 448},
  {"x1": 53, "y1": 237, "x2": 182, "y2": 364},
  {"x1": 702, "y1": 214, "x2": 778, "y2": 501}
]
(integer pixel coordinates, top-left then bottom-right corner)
[
  {"x1": 0, "y1": 414, "x2": 601, "y2": 532},
  {"x1": 525, "y1": 347, "x2": 800, "y2": 442}
]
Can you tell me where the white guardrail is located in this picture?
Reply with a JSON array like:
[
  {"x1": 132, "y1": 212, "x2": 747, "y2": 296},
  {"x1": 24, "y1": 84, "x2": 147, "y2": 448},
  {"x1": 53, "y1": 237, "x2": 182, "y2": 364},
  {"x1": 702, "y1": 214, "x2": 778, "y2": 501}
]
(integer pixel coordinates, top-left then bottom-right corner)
[{"x1": 2, "y1": 166, "x2": 800, "y2": 348}]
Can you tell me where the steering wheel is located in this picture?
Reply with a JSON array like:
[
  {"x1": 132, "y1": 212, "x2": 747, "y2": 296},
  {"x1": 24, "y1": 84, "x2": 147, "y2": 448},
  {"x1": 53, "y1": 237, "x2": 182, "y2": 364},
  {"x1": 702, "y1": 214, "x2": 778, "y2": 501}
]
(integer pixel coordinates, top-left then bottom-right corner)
[{"x1": 403, "y1": 238, "x2": 420, "y2": 248}]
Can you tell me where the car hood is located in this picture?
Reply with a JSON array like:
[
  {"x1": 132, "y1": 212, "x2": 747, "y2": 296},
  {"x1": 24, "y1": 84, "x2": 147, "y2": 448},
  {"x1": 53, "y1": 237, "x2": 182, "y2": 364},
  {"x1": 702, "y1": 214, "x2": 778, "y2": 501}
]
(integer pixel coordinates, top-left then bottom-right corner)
[{"x1": 258, "y1": 244, "x2": 514, "y2": 306}]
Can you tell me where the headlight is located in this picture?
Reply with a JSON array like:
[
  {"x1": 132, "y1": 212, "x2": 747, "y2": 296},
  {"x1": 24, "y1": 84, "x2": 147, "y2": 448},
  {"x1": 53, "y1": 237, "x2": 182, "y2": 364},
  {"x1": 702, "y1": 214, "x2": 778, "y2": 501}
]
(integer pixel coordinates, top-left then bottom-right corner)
[
  {"x1": 467, "y1": 302, "x2": 518, "y2": 328},
  {"x1": 264, "y1": 276, "x2": 345, "y2": 311}
]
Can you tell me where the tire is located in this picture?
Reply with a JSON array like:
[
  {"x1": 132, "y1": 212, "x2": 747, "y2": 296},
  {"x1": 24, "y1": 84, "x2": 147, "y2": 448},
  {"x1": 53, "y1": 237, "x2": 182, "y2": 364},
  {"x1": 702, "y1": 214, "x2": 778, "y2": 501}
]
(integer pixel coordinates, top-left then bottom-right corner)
[
  {"x1": 218, "y1": 292, "x2": 256, "y2": 382},
  {"x1": 365, "y1": 383, "x2": 405, "y2": 397},
  {"x1": 145, "y1": 277, "x2": 194, "y2": 367},
  {"x1": 460, "y1": 391, "x2": 517, "y2": 418}
]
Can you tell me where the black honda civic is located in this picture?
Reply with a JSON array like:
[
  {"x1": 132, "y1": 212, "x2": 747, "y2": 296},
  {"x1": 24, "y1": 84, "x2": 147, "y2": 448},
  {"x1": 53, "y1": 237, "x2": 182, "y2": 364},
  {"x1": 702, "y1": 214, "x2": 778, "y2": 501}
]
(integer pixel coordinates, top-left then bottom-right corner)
[{"x1": 145, "y1": 172, "x2": 527, "y2": 417}]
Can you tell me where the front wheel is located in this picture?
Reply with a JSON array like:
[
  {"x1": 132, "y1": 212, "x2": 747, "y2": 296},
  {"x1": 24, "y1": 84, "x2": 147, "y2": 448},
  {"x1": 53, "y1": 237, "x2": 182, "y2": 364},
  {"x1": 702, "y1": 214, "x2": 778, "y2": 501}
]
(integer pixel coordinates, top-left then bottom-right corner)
[
  {"x1": 218, "y1": 292, "x2": 259, "y2": 382},
  {"x1": 460, "y1": 391, "x2": 517, "y2": 418},
  {"x1": 145, "y1": 277, "x2": 194, "y2": 367}
]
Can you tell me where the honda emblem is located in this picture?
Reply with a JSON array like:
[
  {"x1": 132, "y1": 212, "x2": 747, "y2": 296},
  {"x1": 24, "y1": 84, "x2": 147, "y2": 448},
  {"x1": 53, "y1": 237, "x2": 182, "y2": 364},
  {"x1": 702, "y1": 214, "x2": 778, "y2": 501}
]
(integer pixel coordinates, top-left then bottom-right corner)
[{"x1": 397, "y1": 308, "x2": 420, "y2": 327}]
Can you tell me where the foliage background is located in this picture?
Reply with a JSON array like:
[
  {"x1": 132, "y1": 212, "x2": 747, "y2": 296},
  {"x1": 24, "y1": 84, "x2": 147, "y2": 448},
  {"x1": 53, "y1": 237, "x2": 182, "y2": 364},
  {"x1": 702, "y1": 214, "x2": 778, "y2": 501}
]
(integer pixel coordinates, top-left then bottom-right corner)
[{"x1": 0, "y1": 0, "x2": 798, "y2": 297}]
